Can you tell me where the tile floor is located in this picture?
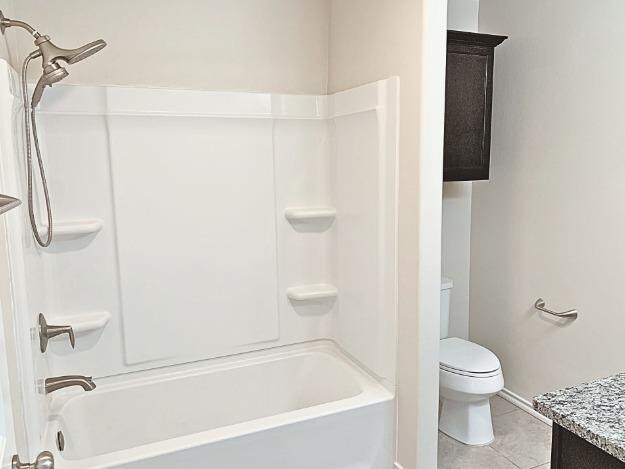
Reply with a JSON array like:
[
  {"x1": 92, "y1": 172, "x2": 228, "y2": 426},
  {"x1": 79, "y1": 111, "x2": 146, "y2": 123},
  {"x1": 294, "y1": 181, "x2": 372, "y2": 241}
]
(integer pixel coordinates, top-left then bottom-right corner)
[{"x1": 438, "y1": 396, "x2": 552, "y2": 469}]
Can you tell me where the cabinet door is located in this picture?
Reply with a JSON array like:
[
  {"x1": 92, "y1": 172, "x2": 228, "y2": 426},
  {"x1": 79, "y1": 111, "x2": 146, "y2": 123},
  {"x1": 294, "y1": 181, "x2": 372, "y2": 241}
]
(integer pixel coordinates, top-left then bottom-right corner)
[
  {"x1": 444, "y1": 43, "x2": 494, "y2": 181},
  {"x1": 551, "y1": 424, "x2": 625, "y2": 469},
  {"x1": 444, "y1": 31, "x2": 506, "y2": 182}
]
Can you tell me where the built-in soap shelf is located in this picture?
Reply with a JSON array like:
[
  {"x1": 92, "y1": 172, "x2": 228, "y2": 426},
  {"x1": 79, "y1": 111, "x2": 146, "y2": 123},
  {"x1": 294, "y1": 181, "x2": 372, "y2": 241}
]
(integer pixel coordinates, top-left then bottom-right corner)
[
  {"x1": 37, "y1": 218, "x2": 104, "y2": 241},
  {"x1": 284, "y1": 207, "x2": 336, "y2": 222},
  {"x1": 286, "y1": 284, "x2": 338, "y2": 301},
  {"x1": 50, "y1": 311, "x2": 111, "y2": 336}
]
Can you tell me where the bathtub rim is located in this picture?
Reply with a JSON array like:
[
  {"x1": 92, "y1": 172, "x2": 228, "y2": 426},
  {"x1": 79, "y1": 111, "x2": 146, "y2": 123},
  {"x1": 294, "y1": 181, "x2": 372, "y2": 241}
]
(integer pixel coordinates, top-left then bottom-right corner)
[{"x1": 44, "y1": 340, "x2": 394, "y2": 468}]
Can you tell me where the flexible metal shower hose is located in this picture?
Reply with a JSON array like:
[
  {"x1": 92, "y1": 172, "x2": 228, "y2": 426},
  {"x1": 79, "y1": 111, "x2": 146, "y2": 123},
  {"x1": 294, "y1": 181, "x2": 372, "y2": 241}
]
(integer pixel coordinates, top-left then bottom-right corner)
[{"x1": 21, "y1": 51, "x2": 53, "y2": 247}]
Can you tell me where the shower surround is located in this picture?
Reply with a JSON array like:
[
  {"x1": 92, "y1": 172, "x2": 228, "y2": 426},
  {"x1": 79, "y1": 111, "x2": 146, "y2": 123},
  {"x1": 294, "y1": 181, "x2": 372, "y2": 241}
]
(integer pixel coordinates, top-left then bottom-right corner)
[{"x1": 0, "y1": 59, "x2": 399, "y2": 468}]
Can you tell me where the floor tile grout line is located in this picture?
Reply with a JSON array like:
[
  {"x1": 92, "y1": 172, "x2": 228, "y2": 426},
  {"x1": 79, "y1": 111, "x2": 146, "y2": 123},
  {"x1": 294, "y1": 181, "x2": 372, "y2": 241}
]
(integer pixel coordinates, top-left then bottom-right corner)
[
  {"x1": 490, "y1": 445, "x2": 524, "y2": 469},
  {"x1": 438, "y1": 398, "x2": 552, "y2": 468},
  {"x1": 489, "y1": 408, "x2": 551, "y2": 469},
  {"x1": 487, "y1": 438, "x2": 524, "y2": 469}
]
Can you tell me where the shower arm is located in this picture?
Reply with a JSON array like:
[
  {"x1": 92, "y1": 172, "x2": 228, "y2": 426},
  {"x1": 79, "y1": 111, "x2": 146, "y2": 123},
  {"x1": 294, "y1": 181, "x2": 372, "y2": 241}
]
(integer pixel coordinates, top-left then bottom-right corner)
[{"x1": 0, "y1": 10, "x2": 41, "y2": 38}]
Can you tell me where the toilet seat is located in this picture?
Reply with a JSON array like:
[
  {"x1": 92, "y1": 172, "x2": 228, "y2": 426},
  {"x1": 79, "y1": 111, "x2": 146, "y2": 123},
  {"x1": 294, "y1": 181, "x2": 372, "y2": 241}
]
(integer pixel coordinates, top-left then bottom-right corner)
[
  {"x1": 440, "y1": 337, "x2": 501, "y2": 377},
  {"x1": 439, "y1": 365, "x2": 504, "y2": 398},
  {"x1": 440, "y1": 363, "x2": 501, "y2": 378}
]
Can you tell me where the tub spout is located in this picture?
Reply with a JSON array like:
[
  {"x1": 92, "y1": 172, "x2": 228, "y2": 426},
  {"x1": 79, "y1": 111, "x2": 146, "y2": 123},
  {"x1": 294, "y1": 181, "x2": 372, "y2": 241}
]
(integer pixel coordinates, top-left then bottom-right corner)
[{"x1": 45, "y1": 375, "x2": 96, "y2": 394}]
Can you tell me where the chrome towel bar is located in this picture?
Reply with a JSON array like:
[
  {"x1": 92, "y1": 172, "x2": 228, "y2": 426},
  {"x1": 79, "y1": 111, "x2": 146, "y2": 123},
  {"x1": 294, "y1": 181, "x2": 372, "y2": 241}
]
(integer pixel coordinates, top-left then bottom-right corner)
[{"x1": 534, "y1": 298, "x2": 578, "y2": 319}]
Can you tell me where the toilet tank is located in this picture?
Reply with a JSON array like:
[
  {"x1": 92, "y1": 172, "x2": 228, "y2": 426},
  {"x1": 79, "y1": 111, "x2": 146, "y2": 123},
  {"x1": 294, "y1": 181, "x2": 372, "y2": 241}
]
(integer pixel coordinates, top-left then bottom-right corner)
[{"x1": 440, "y1": 277, "x2": 453, "y2": 339}]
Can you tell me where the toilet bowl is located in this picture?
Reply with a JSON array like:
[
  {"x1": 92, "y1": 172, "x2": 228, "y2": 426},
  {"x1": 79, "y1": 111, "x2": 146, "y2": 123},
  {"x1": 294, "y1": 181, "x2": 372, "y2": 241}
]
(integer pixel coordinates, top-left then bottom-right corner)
[
  {"x1": 439, "y1": 337, "x2": 504, "y2": 445},
  {"x1": 439, "y1": 278, "x2": 504, "y2": 446}
]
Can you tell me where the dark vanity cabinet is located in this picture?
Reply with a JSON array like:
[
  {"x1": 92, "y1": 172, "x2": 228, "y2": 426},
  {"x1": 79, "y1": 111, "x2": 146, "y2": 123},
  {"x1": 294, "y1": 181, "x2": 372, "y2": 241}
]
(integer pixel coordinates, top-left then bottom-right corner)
[
  {"x1": 551, "y1": 424, "x2": 625, "y2": 469},
  {"x1": 444, "y1": 30, "x2": 507, "y2": 181}
]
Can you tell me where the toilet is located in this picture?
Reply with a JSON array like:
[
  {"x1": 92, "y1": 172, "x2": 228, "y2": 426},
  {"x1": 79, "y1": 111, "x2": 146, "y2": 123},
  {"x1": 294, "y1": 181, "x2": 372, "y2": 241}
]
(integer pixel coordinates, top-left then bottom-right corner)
[{"x1": 439, "y1": 277, "x2": 504, "y2": 446}]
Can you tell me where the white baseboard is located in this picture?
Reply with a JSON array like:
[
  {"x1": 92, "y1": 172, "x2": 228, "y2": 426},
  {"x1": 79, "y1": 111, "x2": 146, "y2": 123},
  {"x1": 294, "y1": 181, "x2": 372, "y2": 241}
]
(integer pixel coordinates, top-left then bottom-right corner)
[
  {"x1": 394, "y1": 463, "x2": 405, "y2": 469},
  {"x1": 498, "y1": 388, "x2": 552, "y2": 426}
]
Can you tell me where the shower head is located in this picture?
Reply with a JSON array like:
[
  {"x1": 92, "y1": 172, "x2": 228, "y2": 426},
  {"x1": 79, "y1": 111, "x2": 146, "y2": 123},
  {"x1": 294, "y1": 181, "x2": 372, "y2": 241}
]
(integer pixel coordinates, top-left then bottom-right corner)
[
  {"x1": 0, "y1": 11, "x2": 107, "y2": 106},
  {"x1": 68, "y1": 40, "x2": 107, "y2": 64},
  {"x1": 35, "y1": 35, "x2": 107, "y2": 66},
  {"x1": 29, "y1": 35, "x2": 106, "y2": 107}
]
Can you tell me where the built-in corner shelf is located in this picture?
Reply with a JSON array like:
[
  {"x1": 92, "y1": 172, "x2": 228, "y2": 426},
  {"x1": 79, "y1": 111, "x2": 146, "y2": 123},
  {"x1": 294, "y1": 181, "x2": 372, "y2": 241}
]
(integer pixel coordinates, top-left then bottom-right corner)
[
  {"x1": 54, "y1": 311, "x2": 111, "y2": 335},
  {"x1": 286, "y1": 284, "x2": 338, "y2": 301},
  {"x1": 37, "y1": 218, "x2": 104, "y2": 241},
  {"x1": 284, "y1": 208, "x2": 336, "y2": 222}
]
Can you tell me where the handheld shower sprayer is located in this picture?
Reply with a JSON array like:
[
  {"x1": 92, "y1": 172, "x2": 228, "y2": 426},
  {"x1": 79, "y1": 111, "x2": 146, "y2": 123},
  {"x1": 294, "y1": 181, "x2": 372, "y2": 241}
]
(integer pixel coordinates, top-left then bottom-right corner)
[{"x1": 0, "y1": 10, "x2": 106, "y2": 246}]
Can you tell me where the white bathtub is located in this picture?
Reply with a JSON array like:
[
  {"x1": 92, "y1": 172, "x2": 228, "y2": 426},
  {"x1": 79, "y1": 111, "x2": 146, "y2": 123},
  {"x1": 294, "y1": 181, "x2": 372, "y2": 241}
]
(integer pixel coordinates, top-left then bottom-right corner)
[{"x1": 44, "y1": 342, "x2": 394, "y2": 468}]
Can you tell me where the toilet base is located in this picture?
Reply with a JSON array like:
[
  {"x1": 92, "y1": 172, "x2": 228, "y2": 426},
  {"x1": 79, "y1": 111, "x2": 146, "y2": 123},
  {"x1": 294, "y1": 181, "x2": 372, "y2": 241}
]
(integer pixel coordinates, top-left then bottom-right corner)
[{"x1": 439, "y1": 396, "x2": 494, "y2": 446}]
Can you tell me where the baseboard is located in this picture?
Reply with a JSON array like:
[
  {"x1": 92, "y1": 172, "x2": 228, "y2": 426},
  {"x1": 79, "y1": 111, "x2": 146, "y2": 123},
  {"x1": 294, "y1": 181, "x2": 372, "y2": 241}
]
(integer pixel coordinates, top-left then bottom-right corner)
[
  {"x1": 498, "y1": 387, "x2": 552, "y2": 426},
  {"x1": 394, "y1": 463, "x2": 405, "y2": 469}
]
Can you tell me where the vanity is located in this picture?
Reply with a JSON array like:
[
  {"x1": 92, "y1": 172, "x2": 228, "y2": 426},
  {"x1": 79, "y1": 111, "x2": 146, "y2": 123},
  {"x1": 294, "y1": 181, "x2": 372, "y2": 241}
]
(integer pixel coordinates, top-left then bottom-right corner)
[{"x1": 534, "y1": 374, "x2": 625, "y2": 469}]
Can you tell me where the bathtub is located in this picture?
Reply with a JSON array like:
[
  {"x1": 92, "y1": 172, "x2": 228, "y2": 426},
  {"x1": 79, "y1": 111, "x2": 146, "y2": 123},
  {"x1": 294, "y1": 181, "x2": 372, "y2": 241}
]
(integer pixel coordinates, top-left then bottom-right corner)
[{"x1": 44, "y1": 342, "x2": 395, "y2": 468}]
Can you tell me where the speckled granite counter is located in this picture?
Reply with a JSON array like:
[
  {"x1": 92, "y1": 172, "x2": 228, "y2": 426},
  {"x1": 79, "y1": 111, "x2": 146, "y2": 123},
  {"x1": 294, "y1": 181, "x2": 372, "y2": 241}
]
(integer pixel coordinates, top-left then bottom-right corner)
[{"x1": 533, "y1": 373, "x2": 625, "y2": 463}]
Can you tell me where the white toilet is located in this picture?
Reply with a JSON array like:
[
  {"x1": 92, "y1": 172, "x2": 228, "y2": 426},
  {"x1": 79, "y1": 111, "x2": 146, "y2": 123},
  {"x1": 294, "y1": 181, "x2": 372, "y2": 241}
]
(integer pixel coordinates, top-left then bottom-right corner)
[{"x1": 439, "y1": 277, "x2": 504, "y2": 446}]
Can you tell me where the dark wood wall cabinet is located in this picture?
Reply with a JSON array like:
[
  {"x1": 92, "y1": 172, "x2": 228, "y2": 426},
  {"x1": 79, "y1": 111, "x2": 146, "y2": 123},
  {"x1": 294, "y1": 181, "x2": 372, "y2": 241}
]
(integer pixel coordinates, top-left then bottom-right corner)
[{"x1": 444, "y1": 30, "x2": 507, "y2": 181}]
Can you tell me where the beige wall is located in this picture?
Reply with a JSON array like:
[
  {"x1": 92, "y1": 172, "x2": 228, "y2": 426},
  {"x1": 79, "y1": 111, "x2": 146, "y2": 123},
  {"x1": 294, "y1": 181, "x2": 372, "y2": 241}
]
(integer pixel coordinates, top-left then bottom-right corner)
[
  {"x1": 441, "y1": 183, "x2": 472, "y2": 338},
  {"x1": 471, "y1": 0, "x2": 625, "y2": 401},
  {"x1": 8, "y1": 0, "x2": 330, "y2": 94},
  {"x1": 442, "y1": 0, "x2": 479, "y2": 340},
  {"x1": 447, "y1": 0, "x2": 479, "y2": 30},
  {"x1": 329, "y1": 1, "x2": 446, "y2": 467}
]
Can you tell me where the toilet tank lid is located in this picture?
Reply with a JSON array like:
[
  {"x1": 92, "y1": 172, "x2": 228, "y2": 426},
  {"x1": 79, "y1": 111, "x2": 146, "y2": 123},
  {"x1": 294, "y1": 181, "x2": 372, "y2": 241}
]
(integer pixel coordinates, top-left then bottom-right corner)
[
  {"x1": 441, "y1": 277, "x2": 453, "y2": 290},
  {"x1": 440, "y1": 338, "x2": 501, "y2": 374}
]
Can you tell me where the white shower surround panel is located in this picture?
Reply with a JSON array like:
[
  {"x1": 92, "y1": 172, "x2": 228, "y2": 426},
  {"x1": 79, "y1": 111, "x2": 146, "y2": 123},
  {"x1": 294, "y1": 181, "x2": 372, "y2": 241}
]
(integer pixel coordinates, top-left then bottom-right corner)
[
  {"x1": 23, "y1": 79, "x2": 399, "y2": 387},
  {"x1": 109, "y1": 116, "x2": 281, "y2": 363}
]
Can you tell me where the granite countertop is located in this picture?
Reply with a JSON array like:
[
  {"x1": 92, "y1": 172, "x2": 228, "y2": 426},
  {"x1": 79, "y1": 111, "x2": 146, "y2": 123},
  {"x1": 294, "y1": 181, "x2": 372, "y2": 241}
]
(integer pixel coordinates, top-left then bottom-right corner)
[{"x1": 533, "y1": 373, "x2": 625, "y2": 463}]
